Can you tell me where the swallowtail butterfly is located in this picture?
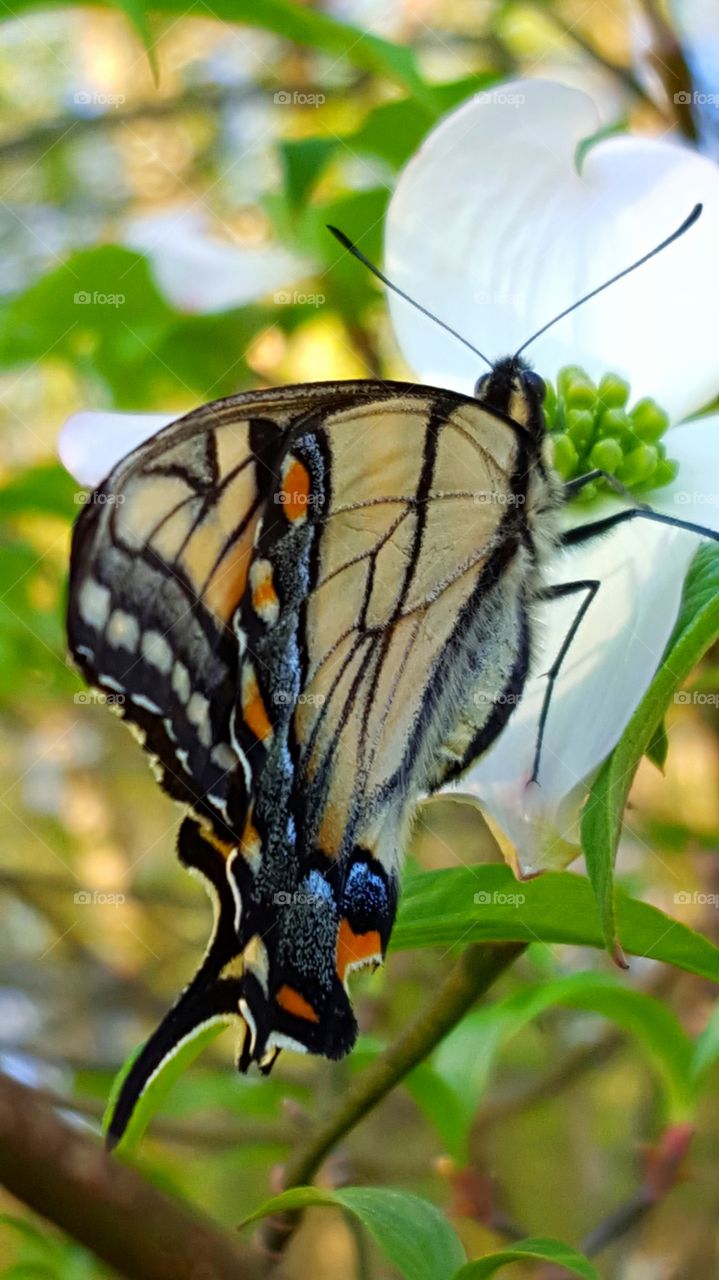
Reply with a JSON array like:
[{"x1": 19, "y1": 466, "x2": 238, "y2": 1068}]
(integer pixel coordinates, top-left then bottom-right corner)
[{"x1": 67, "y1": 204, "x2": 716, "y2": 1147}]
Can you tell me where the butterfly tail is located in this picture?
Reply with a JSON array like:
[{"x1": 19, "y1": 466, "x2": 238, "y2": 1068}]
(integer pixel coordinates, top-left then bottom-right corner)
[
  {"x1": 106, "y1": 817, "x2": 243, "y2": 1150},
  {"x1": 105, "y1": 976, "x2": 244, "y2": 1150}
]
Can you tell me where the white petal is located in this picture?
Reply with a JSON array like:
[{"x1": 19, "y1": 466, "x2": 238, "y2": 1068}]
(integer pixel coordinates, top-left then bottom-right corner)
[
  {"x1": 125, "y1": 210, "x2": 311, "y2": 314},
  {"x1": 452, "y1": 417, "x2": 719, "y2": 875},
  {"x1": 58, "y1": 411, "x2": 175, "y2": 487},
  {"x1": 385, "y1": 79, "x2": 719, "y2": 422}
]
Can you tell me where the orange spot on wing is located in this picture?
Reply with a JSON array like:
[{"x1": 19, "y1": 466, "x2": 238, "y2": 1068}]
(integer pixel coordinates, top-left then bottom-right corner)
[
  {"x1": 242, "y1": 667, "x2": 273, "y2": 741},
  {"x1": 336, "y1": 920, "x2": 382, "y2": 983},
  {"x1": 276, "y1": 984, "x2": 320, "y2": 1023},
  {"x1": 281, "y1": 458, "x2": 311, "y2": 522},
  {"x1": 252, "y1": 578, "x2": 278, "y2": 613},
  {"x1": 202, "y1": 533, "x2": 254, "y2": 623},
  {"x1": 240, "y1": 815, "x2": 261, "y2": 863}
]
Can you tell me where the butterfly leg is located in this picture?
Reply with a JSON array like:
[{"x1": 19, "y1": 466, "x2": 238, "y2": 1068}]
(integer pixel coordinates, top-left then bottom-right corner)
[
  {"x1": 538, "y1": 505, "x2": 719, "y2": 784},
  {"x1": 531, "y1": 579, "x2": 601, "y2": 783},
  {"x1": 564, "y1": 469, "x2": 649, "y2": 507},
  {"x1": 561, "y1": 507, "x2": 719, "y2": 549}
]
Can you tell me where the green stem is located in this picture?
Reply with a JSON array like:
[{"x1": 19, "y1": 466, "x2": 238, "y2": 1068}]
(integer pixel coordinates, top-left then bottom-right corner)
[{"x1": 261, "y1": 942, "x2": 525, "y2": 1255}]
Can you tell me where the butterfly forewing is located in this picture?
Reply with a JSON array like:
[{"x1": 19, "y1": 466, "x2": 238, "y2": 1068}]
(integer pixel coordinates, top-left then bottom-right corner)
[
  {"x1": 229, "y1": 386, "x2": 533, "y2": 1062},
  {"x1": 286, "y1": 394, "x2": 522, "y2": 848}
]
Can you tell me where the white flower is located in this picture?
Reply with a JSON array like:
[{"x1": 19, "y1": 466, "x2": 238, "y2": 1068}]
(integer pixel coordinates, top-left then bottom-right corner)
[
  {"x1": 384, "y1": 78, "x2": 719, "y2": 874},
  {"x1": 59, "y1": 79, "x2": 719, "y2": 877},
  {"x1": 124, "y1": 208, "x2": 311, "y2": 315},
  {"x1": 58, "y1": 411, "x2": 176, "y2": 487},
  {"x1": 60, "y1": 209, "x2": 311, "y2": 486}
]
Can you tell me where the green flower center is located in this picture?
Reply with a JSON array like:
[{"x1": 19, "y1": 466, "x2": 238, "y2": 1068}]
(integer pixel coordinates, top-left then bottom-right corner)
[{"x1": 544, "y1": 366, "x2": 677, "y2": 503}]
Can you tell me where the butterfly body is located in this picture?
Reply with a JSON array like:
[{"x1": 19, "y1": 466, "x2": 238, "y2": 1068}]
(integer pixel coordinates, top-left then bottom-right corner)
[{"x1": 68, "y1": 364, "x2": 563, "y2": 1140}]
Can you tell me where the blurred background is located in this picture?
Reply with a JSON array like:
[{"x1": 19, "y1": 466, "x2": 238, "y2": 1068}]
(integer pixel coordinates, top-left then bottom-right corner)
[{"x1": 1, "y1": 0, "x2": 718, "y2": 1276}]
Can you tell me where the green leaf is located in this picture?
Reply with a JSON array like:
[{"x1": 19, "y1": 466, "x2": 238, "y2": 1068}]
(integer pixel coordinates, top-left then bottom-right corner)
[
  {"x1": 104, "y1": 1022, "x2": 227, "y2": 1155},
  {"x1": 242, "y1": 1186, "x2": 466, "y2": 1280},
  {"x1": 581, "y1": 543, "x2": 719, "y2": 954},
  {"x1": 3, "y1": 1266, "x2": 61, "y2": 1280},
  {"x1": 1, "y1": 464, "x2": 79, "y2": 520},
  {"x1": 392, "y1": 865, "x2": 719, "y2": 984},
  {"x1": 454, "y1": 1237, "x2": 599, "y2": 1280},
  {"x1": 347, "y1": 76, "x2": 491, "y2": 168},
  {"x1": 0, "y1": 532, "x2": 73, "y2": 702},
  {"x1": 403, "y1": 1060, "x2": 472, "y2": 1157},
  {"x1": 0, "y1": 1216, "x2": 62, "y2": 1259},
  {"x1": 0, "y1": 246, "x2": 173, "y2": 406},
  {"x1": 408, "y1": 971, "x2": 695, "y2": 1160},
  {"x1": 0, "y1": 247, "x2": 274, "y2": 405},
  {"x1": 30, "y1": 0, "x2": 437, "y2": 108},
  {"x1": 645, "y1": 717, "x2": 669, "y2": 770},
  {"x1": 113, "y1": 0, "x2": 159, "y2": 82},
  {"x1": 433, "y1": 972, "x2": 694, "y2": 1149},
  {"x1": 692, "y1": 1001, "x2": 719, "y2": 1082},
  {"x1": 280, "y1": 138, "x2": 338, "y2": 210}
]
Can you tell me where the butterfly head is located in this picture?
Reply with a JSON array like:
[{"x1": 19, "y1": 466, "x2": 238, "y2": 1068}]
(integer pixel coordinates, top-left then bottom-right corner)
[{"x1": 474, "y1": 356, "x2": 546, "y2": 435}]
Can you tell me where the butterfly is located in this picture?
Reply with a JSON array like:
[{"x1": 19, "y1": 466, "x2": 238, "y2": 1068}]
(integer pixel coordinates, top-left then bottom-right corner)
[{"x1": 67, "y1": 205, "x2": 714, "y2": 1148}]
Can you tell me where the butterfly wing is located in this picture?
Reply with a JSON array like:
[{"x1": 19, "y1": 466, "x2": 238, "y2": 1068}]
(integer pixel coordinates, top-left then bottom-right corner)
[
  {"x1": 68, "y1": 387, "x2": 340, "y2": 837},
  {"x1": 228, "y1": 384, "x2": 532, "y2": 1064},
  {"x1": 68, "y1": 381, "x2": 533, "y2": 1144}
]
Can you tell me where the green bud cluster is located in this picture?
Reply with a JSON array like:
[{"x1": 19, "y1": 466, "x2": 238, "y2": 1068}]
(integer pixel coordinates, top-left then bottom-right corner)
[{"x1": 544, "y1": 366, "x2": 678, "y2": 503}]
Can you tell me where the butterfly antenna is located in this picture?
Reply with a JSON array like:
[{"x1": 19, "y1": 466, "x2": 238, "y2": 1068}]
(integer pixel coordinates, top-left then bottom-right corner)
[
  {"x1": 514, "y1": 203, "x2": 703, "y2": 359},
  {"x1": 327, "y1": 225, "x2": 494, "y2": 371}
]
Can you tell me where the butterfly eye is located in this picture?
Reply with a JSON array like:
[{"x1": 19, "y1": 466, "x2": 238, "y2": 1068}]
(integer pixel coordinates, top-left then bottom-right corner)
[{"x1": 523, "y1": 370, "x2": 546, "y2": 399}]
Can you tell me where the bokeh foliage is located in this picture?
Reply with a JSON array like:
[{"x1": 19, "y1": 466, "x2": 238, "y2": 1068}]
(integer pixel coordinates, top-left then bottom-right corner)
[{"x1": 1, "y1": 1, "x2": 719, "y2": 1277}]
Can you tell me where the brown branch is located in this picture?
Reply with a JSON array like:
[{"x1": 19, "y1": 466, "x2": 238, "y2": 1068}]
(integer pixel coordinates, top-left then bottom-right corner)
[
  {"x1": 636, "y1": 0, "x2": 699, "y2": 141},
  {"x1": 0, "y1": 1071, "x2": 261, "y2": 1280},
  {"x1": 582, "y1": 1123, "x2": 695, "y2": 1257},
  {"x1": 30, "y1": 1085, "x2": 290, "y2": 1153}
]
